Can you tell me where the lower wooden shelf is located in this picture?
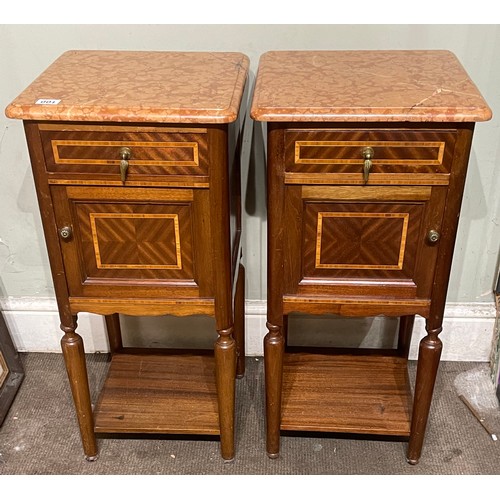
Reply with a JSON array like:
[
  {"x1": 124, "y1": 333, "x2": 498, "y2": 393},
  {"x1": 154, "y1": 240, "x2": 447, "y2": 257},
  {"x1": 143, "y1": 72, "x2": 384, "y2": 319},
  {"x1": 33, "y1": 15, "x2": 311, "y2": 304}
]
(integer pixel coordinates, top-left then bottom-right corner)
[
  {"x1": 281, "y1": 352, "x2": 412, "y2": 437},
  {"x1": 93, "y1": 352, "x2": 220, "y2": 435}
]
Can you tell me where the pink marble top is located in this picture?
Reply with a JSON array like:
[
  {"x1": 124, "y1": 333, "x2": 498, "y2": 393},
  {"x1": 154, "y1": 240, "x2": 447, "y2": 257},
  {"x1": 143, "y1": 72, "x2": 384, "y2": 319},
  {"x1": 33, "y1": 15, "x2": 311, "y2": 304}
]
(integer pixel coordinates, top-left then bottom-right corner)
[
  {"x1": 5, "y1": 50, "x2": 249, "y2": 123},
  {"x1": 250, "y1": 50, "x2": 491, "y2": 122}
]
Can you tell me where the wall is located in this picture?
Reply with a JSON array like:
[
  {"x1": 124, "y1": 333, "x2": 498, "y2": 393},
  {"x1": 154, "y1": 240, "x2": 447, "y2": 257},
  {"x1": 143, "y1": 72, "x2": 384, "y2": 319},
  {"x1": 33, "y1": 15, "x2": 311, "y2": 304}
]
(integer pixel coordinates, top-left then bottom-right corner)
[{"x1": 1, "y1": 25, "x2": 499, "y2": 359}]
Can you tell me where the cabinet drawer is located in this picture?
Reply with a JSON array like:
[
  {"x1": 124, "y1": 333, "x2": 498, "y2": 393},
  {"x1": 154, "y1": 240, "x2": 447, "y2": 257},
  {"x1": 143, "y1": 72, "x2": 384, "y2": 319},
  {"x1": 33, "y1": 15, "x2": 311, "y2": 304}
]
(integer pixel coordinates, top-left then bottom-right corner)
[
  {"x1": 39, "y1": 124, "x2": 209, "y2": 181},
  {"x1": 285, "y1": 129, "x2": 457, "y2": 185}
]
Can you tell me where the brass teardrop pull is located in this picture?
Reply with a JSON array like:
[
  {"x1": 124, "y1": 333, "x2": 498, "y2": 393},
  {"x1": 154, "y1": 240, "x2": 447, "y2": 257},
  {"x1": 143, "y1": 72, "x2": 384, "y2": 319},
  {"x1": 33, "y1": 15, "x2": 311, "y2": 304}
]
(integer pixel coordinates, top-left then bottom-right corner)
[
  {"x1": 119, "y1": 146, "x2": 132, "y2": 183},
  {"x1": 362, "y1": 147, "x2": 374, "y2": 184}
]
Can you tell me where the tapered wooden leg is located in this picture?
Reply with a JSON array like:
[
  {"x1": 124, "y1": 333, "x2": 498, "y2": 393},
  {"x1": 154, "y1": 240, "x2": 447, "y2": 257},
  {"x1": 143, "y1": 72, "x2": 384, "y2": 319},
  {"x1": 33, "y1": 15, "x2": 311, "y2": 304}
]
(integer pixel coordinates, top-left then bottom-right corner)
[
  {"x1": 397, "y1": 315, "x2": 415, "y2": 358},
  {"x1": 104, "y1": 314, "x2": 123, "y2": 354},
  {"x1": 214, "y1": 327, "x2": 236, "y2": 461},
  {"x1": 234, "y1": 264, "x2": 246, "y2": 378},
  {"x1": 407, "y1": 324, "x2": 442, "y2": 464},
  {"x1": 264, "y1": 322, "x2": 285, "y2": 458},
  {"x1": 60, "y1": 319, "x2": 97, "y2": 461}
]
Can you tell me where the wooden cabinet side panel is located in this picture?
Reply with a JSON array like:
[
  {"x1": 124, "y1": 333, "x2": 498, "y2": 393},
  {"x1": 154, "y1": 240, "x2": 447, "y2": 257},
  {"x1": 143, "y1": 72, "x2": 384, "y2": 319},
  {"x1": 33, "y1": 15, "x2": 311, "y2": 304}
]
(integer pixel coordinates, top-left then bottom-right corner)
[
  {"x1": 23, "y1": 121, "x2": 73, "y2": 325},
  {"x1": 267, "y1": 124, "x2": 287, "y2": 326},
  {"x1": 427, "y1": 125, "x2": 475, "y2": 326},
  {"x1": 208, "y1": 126, "x2": 233, "y2": 329}
]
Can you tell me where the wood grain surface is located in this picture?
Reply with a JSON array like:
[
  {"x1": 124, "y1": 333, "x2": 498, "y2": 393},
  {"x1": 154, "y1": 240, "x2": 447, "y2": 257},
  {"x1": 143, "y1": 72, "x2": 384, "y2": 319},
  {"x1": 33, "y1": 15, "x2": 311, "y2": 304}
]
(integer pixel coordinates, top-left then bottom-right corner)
[
  {"x1": 94, "y1": 353, "x2": 220, "y2": 435},
  {"x1": 281, "y1": 352, "x2": 412, "y2": 436}
]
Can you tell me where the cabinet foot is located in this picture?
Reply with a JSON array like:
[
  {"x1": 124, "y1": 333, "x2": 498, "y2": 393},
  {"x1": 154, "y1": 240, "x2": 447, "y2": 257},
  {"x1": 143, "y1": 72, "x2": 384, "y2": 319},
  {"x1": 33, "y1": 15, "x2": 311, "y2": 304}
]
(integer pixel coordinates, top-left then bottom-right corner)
[
  {"x1": 215, "y1": 327, "x2": 236, "y2": 461},
  {"x1": 60, "y1": 321, "x2": 97, "y2": 459},
  {"x1": 407, "y1": 326, "x2": 442, "y2": 464},
  {"x1": 264, "y1": 322, "x2": 285, "y2": 459}
]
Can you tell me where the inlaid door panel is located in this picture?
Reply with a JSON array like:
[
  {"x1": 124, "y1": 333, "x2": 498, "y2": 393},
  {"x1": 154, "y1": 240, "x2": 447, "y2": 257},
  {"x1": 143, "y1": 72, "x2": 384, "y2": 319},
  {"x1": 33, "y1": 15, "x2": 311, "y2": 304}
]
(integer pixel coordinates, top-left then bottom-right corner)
[
  {"x1": 77, "y1": 203, "x2": 191, "y2": 279},
  {"x1": 51, "y1": 185, "x2": 213, "y2": 298},
  {"x1": 304, "y1": 203, "x2": 421, "y2": 278},
  {"x1": 283, "y1": 185, "x2": 447, "y2": 299}
]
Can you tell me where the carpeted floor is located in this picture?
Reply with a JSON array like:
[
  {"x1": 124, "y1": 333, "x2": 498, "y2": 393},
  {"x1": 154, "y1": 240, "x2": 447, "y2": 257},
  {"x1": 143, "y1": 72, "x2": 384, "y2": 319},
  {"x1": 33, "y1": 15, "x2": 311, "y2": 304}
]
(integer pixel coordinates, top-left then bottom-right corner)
[{"x1": 0, "y1": 353, "x2": 499, "y2": 475}]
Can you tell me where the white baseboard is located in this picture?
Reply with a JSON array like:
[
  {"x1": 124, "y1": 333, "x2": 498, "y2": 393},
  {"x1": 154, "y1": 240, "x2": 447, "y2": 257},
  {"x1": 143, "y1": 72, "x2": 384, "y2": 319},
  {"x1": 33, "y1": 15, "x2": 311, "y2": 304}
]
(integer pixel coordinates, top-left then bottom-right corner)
[{"x1": 1, "y1": 297, "x2": 496, "y2": 362}]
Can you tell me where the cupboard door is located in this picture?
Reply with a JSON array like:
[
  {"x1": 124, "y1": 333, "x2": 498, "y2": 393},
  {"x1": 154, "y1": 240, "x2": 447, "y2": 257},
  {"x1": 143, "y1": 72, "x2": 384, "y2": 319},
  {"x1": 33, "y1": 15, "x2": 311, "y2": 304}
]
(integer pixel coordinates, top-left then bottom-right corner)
[
  {"x1": 51, "y1": 185, "x2": 213, "y2": 299},
  {"x1": 283, "y1": 185, "x2": 447, "y2": 300}
]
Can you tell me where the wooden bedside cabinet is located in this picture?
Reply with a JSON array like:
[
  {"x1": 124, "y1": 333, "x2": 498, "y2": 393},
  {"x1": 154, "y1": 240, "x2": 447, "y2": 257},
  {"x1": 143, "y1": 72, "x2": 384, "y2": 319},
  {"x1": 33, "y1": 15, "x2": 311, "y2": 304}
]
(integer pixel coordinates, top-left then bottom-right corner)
[
  {"x1": 250, "y1": 50, "x2": 491, "y2": 464},
  {"x1": 5, "y1": 50, "x2": 249, "y2": 461}
]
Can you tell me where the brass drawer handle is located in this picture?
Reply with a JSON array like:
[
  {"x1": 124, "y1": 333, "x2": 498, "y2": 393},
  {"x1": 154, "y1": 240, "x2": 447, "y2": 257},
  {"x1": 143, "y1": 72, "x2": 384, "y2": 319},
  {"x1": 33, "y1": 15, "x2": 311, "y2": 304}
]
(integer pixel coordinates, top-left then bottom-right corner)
[
  {"x1": 119, "y1": 147, "x2": 132, "y2": 183},
  {"x1": 362, "y1": 147, "x2": 374, "y2": 184}
]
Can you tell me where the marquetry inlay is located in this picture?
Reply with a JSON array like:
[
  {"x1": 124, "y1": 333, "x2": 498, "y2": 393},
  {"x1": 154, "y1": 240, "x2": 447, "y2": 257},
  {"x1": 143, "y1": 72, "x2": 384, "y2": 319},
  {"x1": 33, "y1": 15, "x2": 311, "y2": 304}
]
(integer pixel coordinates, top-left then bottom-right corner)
[
  {"x1": 48, "y1": 179, "x2": 210, "y2": 188},
  {"x1": 295, "y1": 141, "x2": 445, "y2": 166},
  {"x1": 90, "y1": 213, "x2": 182, "y2": 270},
  {"x1": 51, "y1": 140, "x2": 199, "y2": 166},
  {"x1": 315, "y1": 212, "x2": 409, "y2": 270}
]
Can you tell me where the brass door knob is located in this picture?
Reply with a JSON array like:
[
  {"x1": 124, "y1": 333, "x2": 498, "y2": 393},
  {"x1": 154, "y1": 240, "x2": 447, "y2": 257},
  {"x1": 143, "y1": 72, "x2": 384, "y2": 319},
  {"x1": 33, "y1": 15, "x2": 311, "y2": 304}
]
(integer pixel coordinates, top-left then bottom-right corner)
[
  {"x1": 59, "y1": 226, "x2": 73, "y2": 240},
  {"x1": 428, "y1": 230, "x2": 440, "y2": 243}
]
